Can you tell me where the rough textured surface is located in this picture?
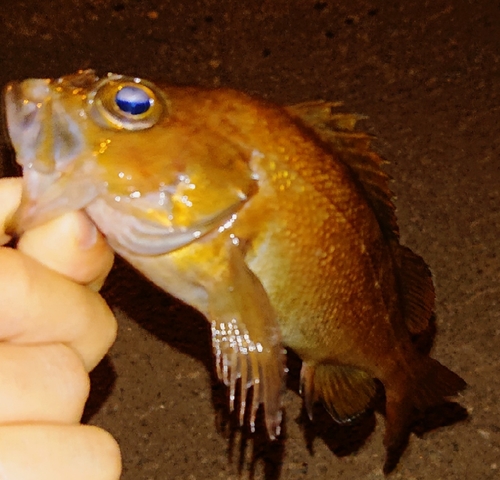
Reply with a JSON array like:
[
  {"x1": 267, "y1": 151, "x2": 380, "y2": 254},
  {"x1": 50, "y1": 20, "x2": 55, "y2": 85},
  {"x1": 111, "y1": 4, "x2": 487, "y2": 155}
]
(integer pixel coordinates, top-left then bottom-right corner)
[{"x1": 0, "y1": 1, "x2": 498, "y2": 479}]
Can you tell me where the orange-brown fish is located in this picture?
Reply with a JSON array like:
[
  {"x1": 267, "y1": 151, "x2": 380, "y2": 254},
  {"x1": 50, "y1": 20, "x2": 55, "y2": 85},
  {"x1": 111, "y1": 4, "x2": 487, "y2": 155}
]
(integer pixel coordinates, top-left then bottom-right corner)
[{"x1": 4, "y1": 70, "x2": 465, "y2": 468}]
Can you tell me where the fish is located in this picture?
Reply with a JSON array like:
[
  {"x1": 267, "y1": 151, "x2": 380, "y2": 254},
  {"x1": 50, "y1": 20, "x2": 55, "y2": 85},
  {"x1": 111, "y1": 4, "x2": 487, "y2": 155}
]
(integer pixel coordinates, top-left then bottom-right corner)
[{"x1": 3, "y1": 69, "x2": 465, "y2": 469}]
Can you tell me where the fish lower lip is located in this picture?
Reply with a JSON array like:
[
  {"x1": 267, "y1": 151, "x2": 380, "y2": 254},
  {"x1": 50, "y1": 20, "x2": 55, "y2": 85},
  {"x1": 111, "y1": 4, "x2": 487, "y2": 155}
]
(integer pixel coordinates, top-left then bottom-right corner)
[{"x1": 8, "y1": 168, "x2": 102, "y2": 235}]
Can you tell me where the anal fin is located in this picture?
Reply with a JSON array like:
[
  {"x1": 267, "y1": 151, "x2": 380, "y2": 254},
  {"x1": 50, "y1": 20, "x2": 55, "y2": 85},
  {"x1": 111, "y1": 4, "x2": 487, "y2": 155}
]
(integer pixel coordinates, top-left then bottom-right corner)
[{"x1": 300, "y1": 363, "x2": 377, "y2": 424}]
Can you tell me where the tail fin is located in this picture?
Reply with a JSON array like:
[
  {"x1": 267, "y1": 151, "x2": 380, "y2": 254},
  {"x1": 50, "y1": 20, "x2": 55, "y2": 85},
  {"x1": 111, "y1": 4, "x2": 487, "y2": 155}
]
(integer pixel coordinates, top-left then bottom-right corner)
[
  {"x1": 411, "y1": 356, "x2": 466, "y2": 411},
  {"x1": 383, "y1": 355, "x2": 466, "y2": 469}
]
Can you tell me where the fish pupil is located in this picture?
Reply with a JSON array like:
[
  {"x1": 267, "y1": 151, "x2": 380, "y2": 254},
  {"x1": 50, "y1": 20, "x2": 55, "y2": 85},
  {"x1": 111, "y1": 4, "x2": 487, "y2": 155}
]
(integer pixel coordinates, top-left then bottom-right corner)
[{"x1": 115, "y1": 86, "x2": 152, "y2": 115}]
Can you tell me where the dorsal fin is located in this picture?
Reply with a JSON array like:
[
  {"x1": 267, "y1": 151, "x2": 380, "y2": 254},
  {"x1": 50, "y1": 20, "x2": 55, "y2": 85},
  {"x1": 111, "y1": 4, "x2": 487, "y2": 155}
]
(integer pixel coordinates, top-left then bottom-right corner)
[
  {"x1": 286, "y1": 101, "x2": 399, "y2": 241},
  {"x1": 394, "y1": 245, "x2": 436, "y2": 336},
  {"x1": 286, "y1": 102, "x2": 436, "y2": 337}
]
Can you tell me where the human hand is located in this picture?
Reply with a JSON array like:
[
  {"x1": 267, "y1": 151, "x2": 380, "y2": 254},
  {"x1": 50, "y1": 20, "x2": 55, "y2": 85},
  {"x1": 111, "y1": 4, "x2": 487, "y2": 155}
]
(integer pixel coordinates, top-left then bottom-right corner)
[{"x1": 0, "y1": 177, "x2": 121, "y2": 480}]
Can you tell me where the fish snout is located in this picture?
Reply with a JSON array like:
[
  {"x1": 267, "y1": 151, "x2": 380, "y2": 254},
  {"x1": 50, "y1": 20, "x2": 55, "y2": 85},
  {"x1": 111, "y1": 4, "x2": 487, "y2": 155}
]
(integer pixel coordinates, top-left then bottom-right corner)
[
  {"x1": 4, "y1": 79, "x2": 52, "y2": 170},
  {"x1": 4, "y1": 79, "x2": 52, "y2": 133},
  {"x1": 18, "y1": 78, "x2": 52, "y2": 103}
]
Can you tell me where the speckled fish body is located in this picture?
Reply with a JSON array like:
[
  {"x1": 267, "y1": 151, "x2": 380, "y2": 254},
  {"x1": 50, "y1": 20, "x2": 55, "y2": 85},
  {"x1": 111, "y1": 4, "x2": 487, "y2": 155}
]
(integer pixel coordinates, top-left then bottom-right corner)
[{"x1": 4, "y1": 70, "x2": 465, "y2": 466}]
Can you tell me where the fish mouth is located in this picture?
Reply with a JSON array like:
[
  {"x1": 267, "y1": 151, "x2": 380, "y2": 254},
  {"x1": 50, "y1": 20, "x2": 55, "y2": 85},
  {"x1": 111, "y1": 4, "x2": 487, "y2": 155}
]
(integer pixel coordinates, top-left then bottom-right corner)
[
  {"x1": 3, "y1": 72, "x2": 103, "y2": 235},
  {"x1": 4, "y1": 79, "x2": 86, "y2": 175},
  {"x1": 4, "y1": 80, "x2": 52, "y2": 172}
]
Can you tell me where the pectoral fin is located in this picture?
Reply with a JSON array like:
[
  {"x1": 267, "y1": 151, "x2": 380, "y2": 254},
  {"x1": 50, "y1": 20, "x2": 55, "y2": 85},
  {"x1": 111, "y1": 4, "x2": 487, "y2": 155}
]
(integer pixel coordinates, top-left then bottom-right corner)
[{"x1": 208, "y1": 245, "x2": 286, "y2": 439}]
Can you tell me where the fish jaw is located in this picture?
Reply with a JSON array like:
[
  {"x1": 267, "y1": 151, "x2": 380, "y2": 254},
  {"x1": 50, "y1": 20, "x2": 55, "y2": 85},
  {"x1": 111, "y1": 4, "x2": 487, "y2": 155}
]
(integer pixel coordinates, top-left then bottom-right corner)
[
  {"x1": 85, "y1": 196, "x2": 243, "y2": 256},
  {"x1": 7, "y1": 166, "x2": 102, "y2": 235},
  {"x1": 4, "y1": 71, "x2": 104, "y2": 233},
  {"x1": 4, "y1": 70, "x2": 105, "y2": 174}
]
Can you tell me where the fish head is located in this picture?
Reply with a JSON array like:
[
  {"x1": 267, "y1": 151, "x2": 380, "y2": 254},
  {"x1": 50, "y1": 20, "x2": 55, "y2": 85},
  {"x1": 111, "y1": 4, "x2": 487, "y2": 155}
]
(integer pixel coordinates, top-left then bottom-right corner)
[{"x1": 4, "y1": 70, "x2": 258, "y2": 254}]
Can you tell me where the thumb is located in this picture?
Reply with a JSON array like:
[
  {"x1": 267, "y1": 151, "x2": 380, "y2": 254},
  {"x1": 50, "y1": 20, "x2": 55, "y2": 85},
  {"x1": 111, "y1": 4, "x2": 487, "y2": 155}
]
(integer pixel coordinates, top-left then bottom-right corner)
[
  {"x1": 0, "y1": 177, "x2": 114, "y2": 290},
  {"x1": 17, "y1": 209, "x2": 114, "y2": 291}
]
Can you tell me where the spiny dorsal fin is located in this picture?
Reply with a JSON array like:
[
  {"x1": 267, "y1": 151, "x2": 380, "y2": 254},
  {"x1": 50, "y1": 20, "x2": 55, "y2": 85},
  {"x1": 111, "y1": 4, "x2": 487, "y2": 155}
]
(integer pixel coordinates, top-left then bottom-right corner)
[
  {"x1": 286, "y1": 101, "x2": 399, "y2": 240},
  {"x1": 287, "y1": 102, "x2": 436, "y2": 337},
  {"x1": 300, "y1": 362, "x2": 377, "y2": 423}
]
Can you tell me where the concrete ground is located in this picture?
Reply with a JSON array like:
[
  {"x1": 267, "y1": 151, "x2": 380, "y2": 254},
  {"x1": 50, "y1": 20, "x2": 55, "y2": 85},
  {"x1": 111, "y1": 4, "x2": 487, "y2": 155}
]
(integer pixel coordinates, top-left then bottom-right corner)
[{"x1": 0, "y1": 1, "x2": 499, "y2": 479}]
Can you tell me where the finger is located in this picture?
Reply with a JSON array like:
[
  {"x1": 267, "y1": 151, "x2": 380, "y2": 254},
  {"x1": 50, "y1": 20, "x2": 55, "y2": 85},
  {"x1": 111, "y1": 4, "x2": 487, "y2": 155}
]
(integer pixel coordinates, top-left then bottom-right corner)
[
  {"x1": 0, "y1": 343, "x2": 89, "y2": 424},
  {"x1": 17, "y1": 210, "x2": 115, "y2": 291},
  {"x1": 0, "y1": 177, "x2": 22, "y2": 246},
  {"x1": 0, "y1": 176, "x2": 114, "y2": 290},
  {"x1": 0, "y1": 424, "x2": 121, "y2": 480},
  {"x1": 0, "y1": 248, "x2": 117, "y2": 371}
]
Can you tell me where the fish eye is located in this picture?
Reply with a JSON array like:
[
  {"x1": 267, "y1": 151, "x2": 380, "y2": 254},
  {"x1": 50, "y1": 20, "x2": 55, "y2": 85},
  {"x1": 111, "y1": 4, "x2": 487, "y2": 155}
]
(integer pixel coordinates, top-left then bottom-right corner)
[
  {"x1": 115, "y1": 86, "x2": 152, "y2": 115},
  {"x1": 89, "y1": 75, "x2": 167, "y2": 131}
]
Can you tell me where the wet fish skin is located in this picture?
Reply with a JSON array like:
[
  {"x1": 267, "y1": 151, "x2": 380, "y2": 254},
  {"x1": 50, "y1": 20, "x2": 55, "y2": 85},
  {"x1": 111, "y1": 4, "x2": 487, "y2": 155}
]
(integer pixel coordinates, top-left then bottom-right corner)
[{"x1": 4, "y1": 70, "x2": 465, "y2": 466}]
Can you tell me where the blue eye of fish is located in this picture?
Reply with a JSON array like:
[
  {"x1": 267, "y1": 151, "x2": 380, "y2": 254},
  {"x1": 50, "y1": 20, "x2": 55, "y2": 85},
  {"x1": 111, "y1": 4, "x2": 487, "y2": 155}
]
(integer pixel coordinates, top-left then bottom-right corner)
[
  {"x1": 115, "y1": 86, "x2": 152, "y2": 115},
  {"x1": 90, "y1": 75, "x2": 166, "y2": 130}
]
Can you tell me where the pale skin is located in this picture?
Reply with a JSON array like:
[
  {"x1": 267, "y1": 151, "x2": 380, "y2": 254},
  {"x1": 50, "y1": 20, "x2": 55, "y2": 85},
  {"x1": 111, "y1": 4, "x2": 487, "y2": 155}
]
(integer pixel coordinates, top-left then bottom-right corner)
[{"x1": 0, "y1": 177, "x2": 121, "y2": 480}]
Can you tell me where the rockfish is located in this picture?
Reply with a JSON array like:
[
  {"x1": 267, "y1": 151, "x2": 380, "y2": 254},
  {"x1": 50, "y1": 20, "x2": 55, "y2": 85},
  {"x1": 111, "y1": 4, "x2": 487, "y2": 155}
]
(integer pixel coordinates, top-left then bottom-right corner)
[{"x1": 3, "y1": 70, "x2": 465, "y2": 469}]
